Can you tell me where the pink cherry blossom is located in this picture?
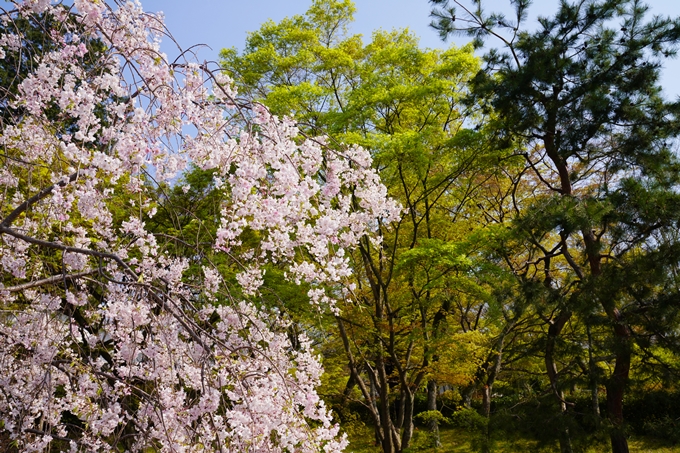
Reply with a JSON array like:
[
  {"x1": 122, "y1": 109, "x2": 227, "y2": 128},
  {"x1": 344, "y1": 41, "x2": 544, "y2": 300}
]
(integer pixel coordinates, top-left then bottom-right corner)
[{"x1": 0, "y1": 1, "x2": 400, "y2": 451}]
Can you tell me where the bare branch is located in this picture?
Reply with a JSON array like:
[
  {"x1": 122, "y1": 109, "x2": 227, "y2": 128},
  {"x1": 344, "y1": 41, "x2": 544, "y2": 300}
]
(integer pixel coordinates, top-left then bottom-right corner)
[{"x1": 3, "y1": 270, "x2": 96, "y2": 292}]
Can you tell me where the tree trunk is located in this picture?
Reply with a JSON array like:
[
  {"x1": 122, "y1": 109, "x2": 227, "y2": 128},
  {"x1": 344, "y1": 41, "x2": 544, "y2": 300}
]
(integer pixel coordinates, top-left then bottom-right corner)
[
  {"x1": 337, "y1": 318, "x2": 395, "y2": 453},
  {"x1": 482, "y1": 384, "x2": 491, "y2": 418},
  {"x1": 342, "y1": 370, "x2": 356, "y2": 405},
  {"x1": 598, "y1": 276, "x2": 631, "y2": 453},
  {"x1": 586, "y1": 325, "x2": 601, "y2": 427},
  {"x1": 609, "y1": 432, "x2": 629, "y2": 453},
  {"x1": 545, "y1": 309, "x2": 573, "y2": 453},
  {"x1": 400, "y1": 391, "x2": 416, "y2": 450},
  {"x1": 558, "y1": 419, "x2": 574, "y2": 453},
  {"x1": 606, "y1": 333, "x2": 631, "y2": 453},
  {"x1": 426, "y1": 380, "x2": 441, "y2": 448},
  {"x1": 461, "y1": 384, "x2": 475, "y2": 408},
  {"x1": 481, "y1": 384, "x2": 492, "y2": 453},
  {"x1": 479, "y1": 327, "x2": 509, "y2": 453},
  {"x1": 377, "y1": 355, "x2": 398, "y2": 453}
]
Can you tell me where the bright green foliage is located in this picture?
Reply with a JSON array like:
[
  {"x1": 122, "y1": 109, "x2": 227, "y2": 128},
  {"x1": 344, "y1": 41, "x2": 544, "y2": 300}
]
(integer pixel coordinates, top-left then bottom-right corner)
[
  {"x1": 220, "y1": 3, "x2": 514, "y2": 453},
  {"x1": 220, "y1": 0, "x2": 359, "y2": 125}
]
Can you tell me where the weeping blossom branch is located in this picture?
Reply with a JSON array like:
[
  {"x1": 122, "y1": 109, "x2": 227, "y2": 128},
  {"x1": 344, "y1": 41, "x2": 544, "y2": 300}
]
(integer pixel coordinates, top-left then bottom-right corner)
[{"x1": 0, "y1": 1, "x2": 400, "y2": 451}]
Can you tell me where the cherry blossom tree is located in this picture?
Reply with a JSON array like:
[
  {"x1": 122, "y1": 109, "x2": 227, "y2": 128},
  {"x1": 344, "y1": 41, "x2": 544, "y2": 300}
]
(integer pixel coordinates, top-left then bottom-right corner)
[{"x1": 0, "y1": 1, "x2": 400, "y2": 451}]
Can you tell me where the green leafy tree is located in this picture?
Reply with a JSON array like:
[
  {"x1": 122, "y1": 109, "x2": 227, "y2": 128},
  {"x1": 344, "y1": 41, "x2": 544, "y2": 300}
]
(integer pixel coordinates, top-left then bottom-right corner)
[
  {"x1": 220, "y1": 2, "x2": 517, "y2": 452},
  {"x1": 430, "y1": 1, "x2": 680, "y2": 452}
]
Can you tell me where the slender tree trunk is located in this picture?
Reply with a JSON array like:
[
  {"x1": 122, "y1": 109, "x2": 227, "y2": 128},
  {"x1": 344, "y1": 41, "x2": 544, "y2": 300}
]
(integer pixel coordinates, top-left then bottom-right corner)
[
  {"x1": 605, "y1": 327, "x2": 631, "y2": 453},
  {"x1": 479, "y1": 324, "x2": 513, "y2": 453},
  {"x1": 591, "y1": 223, "x2": 631, "y2": 453},
  {"x1": 370, "y1": 378, "x2": 383, "y2": 447},
  {"x1": 394, "y1": 394, "x2": 402, "y2": 434},
  {"x1": 558, "y1": 414, "x2": 574, "y2": 453},
  {"x1": 481, "y1": 384, "x2": 492, "y2": 453},
  {"x1": 400, "y1": 391, "x2": 416, "y2": 450},
  {"x1": 586, "y1": 325, "x2": 601, "y2": 427},
  {"x1": 342, "y1": 371, "x2": 356, "y2": 405},
  {"x1": 482, "y1": 384, "x2": 492, "y2": 419},
  {"x1": 461, "y1": 384, "x2": 475, "y2": 408},
  {"x1": 545, "y1": 309, "x2": 573, "y2": 453},
  {"x1": 336, "y1": 317, "x2": 394, "y2": 452},
  {"x1": 377, "y1": 354, "x2": 398, "y2": 453},
  {"x1": 591, "y1": 383, "x2": 601, "y2": 425},
  {"x1": 426, "y1": 380, "x2": 442, "y2": 448}
]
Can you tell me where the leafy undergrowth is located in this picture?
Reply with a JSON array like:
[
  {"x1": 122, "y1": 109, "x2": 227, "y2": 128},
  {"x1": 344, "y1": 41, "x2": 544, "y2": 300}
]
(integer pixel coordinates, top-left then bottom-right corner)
[{"x1": 344, "y1": 425, "x2": 680, "y2": 453}]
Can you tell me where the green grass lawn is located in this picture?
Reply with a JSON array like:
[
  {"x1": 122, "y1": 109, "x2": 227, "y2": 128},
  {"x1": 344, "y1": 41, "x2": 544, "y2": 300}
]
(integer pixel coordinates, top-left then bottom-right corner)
[{"x1": 344, "y1": 425, "x2": 680, "y2": 453}]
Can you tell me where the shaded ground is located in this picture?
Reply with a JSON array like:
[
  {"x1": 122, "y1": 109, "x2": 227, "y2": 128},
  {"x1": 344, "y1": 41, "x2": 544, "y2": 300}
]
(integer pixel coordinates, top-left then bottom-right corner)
[{"x1": 345, "y1": 425, "x2": 680, "y2": 453}]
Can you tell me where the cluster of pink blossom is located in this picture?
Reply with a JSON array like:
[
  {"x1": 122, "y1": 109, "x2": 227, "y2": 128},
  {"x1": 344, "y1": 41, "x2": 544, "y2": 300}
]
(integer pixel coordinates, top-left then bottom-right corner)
[{"x1": 0, "y1": 0, "x2": 399, "y2": 451}]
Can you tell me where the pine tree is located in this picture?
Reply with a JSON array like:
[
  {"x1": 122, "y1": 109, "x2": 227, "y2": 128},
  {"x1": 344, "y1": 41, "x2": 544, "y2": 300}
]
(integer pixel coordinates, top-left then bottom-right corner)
[{"x1": 430, "y1": 1, "x2": 680, "y2": 452}]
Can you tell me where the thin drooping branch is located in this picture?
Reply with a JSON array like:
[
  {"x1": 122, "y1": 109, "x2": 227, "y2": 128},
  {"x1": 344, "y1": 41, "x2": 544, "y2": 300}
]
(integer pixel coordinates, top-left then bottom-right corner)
[
  {"x1": 0, "y1": 224, "x2": 138, "y2": 279},
  {"x1": 0, "y1": 171, "x2": 79, "y2": 228},
  {"x1": 3, "y1": 270, "x2": 96, "y2": 292}
]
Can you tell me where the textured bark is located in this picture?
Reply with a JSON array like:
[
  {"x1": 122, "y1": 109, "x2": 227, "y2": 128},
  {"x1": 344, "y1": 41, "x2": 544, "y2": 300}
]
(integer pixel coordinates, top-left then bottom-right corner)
[
  {"x1": 400, "y1": 392, "x2": 415, "y2": 450},
  {"x1": 587, "y1": 325, "x2": 601, "y2": 427},
  {"x1": 545, "y1": 309, "x2": 574, "y2": 453},
  {"x1": 461, "y1": 384, "x2": 475, "y2": 408},
  {"x1": 605, "y1": 324, "x2": 631, "y2": 453},
  {"x1": 481, "y1": 385, "x2": 492, "y2": 453},
  {"x1": 426, "y1": 380, "x2": 442, "y2": 448},
  {"x1": 586, "y1": 227, "x2": 632, "y2": 453},
  {"x1": 609, "y1": 429, "x2": 629, "y2": 453},
  {"x1": 377, "y1": 353, "x2": 399, "y2": 453}
]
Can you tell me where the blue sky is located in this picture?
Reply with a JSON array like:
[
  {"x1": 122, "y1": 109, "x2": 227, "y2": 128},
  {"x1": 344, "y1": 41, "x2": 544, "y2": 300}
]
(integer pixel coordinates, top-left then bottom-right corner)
[
  {"x1": 137, "y1": 0, "x2": 680, "y2": 98},
  {"x1": 1, "y1": 0, "x2": 678, "y2": 95}
]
